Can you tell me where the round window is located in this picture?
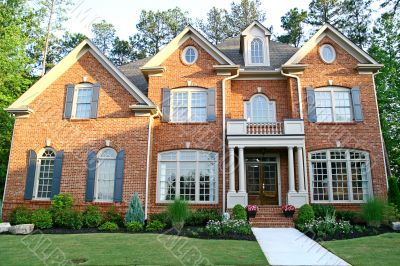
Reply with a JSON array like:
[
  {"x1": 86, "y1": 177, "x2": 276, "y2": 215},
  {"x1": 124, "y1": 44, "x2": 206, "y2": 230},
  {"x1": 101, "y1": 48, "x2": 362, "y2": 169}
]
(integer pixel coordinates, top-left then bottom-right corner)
[
  {"x1": 319, "y1": 44, "x2": 336, "y2": 63},
  {"x1": 182, "y1": 46, "x2": 198, "y2": 65}
]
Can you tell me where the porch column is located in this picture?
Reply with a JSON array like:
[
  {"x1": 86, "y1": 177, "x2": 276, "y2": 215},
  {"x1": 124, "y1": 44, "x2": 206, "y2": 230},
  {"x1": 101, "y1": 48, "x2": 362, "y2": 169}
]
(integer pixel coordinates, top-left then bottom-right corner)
[
  {"x1": 288, "y1": 146, "x2": 295, "y2": 193},
  {"x1": 238, "y1": 146, "x2": 245, "y2": 192},
  {"x1": 297, "y1": 146, "x2": 306, "y2": 192},
  {"x1": 229, "y1": 147, "x2": 236, "y2": 192}
]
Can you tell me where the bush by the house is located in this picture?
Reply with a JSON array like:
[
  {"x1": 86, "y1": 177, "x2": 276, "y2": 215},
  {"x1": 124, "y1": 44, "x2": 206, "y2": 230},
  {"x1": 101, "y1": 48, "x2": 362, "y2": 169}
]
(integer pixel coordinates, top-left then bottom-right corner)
[
  {"x1": 149, "y1": 212, "x2": 171, "y2": 227},
  {"x1": 167, "y1": 199, "x2": 190, "y2": 231},
  {"x1": 10, "y1": 206, "x2": 32, "y2": 225},
  {"x1": 383, "y1": 203, "x2": 400, "y2": 225},
  {"x1": 98, "y1": 221, "x2": 119, "y2": 232},
  {"x1": 103, "y1": 206, "x2": 123, "y2": 226},
  {"x1": 388, "y1": 176, "x2": 400, "y2": 211},
  {"x1": 205, "y1": 220, "x2": 252, "y2": 236},
  {"x1": 126, "y1": 221, "x2": 143, "y2": 232},
  {"x1": 295, "y1": 204, "x2": 315, "y2": 229},
  {"x1": 232, "y1": 204, "x2": 246, "y2": 220},
  {"x1": 51, "y1": 193, "x2": 74, "y2": 212},
  {"x1": 336, "y1": 210, "x2": 357, "y2": 222},
  {"x1": 31, "y1": 209, "x2": 53, "y2": 229},
  {"x1": 125, "y1": 192, "x2": 145, "y2": 225},
  {"x1": 187, "y1": 208, "x2": 221, "y2": 226},
  {"x1": 82, "y1": 205, "x2": 102, "y2": 228},
  {"x1": 362, "y1": 198, "x2": 385, "y2": 228},
  {"x1": 302, "y1": 212, "x2": 352, "y2": 238},
  {"x1": 53, "y1": 209, "x2": 83, "y2": 229},
  {"x1": 146, "y1": 220, "x2": 166, "y2": 232},
  {"x1": 312, "y1": 204, "x2": 335, "y2": 218}
]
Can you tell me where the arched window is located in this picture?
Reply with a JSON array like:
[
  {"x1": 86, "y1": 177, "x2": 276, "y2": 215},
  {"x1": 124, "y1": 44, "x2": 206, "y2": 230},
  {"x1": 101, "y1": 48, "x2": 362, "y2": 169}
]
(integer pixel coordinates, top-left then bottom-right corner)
[
  {"x1": 34, "y1": 148, "x2": 56, "y2": 199},
  {"x1": 95, "y1": 148, "x2": 117, "y2": 202},
  {"x1": 251, "y1": 38, "x2": 264, "y2": 64},
  {"x1": 244, "y1": 94, "x2": 276, "y2": 122}
]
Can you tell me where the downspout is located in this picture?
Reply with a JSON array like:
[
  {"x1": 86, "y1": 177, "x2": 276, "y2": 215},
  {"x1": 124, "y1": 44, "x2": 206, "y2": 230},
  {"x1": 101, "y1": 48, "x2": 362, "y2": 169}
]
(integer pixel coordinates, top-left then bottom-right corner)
[
  {"x1": 280, "y1": 69, "x2": 303, "y2": 119},
  {"x1": 222, "y1": 69, "x2": 240, "y2": 213}
]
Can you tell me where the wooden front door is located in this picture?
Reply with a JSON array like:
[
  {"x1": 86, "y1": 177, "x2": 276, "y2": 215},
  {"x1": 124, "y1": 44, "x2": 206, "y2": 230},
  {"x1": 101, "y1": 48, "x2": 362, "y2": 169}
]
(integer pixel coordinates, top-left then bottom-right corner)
[{"x1": 246, "y1": 156, "x2": 279, "y2": 205}]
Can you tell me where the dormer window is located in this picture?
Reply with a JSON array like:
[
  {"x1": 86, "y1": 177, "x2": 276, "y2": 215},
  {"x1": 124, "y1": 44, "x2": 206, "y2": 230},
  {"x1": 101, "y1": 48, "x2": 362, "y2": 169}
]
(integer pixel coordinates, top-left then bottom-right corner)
[{"x1": 251, "y1": 38, "x2": 264, "y2": 64}]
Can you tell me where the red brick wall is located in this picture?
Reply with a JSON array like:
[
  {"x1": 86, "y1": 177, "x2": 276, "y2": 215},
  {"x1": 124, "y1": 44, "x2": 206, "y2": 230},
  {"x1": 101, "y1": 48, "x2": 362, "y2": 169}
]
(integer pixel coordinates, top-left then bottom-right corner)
[{"x1": 2, "y1": 52, "x2": 149, "y2": 220}]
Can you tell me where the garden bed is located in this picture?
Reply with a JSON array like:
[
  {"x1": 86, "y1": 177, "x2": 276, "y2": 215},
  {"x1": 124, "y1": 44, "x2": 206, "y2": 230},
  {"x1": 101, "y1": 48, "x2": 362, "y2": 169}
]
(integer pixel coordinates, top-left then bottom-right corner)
[{"x1": 305, "y1": 225, "x2": 397, "y2": 241}]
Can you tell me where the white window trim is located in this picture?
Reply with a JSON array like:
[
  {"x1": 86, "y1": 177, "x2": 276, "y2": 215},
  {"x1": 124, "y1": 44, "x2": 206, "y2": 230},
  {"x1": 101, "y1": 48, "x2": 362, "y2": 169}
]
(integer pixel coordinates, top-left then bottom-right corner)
[
  {"x1": 319, "y1": 44, "x2": 336, "y2": 64},
  {"x1": 32, "y1": 148, "x2": 56, "y2": 201},
  {"x1": 245, "y1": 35, "x2": 270, "y2": 67},
  {"x1": 71, "y1": 83, "x2": 93, "y2": 119},
  {"x1": 170, "y1": 88, "x2": 207, "y2": 123},
  {"x1": 315, "y1": 87, "x2": 354, "y2": 123},
  {"x1": 309, "y1": 149, "x2": 373, "y2": 204},
  {"x1": 156, "y1": 150, "x2": 219, "y2": 204},
  {"x1": 250, "y1": 38, "x2": 264, "y2": 64},
  {"x1": 244, "y1": 94, "x2": 276, "y2": 122},
  {"x1": 181, "y1": 46, "x2": 198, "y2": 65},
  {"x1": 94, "y1": 148, "x2": 117, "y2": 203}
]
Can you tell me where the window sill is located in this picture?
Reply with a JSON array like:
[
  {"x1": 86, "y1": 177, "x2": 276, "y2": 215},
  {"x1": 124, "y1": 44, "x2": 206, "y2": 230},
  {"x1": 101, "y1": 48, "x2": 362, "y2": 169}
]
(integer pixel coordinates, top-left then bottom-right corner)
[
  {"x1": 165, "y1": 122, "x2": 215, "y2": 125},
  {"x1": 311, "y1": 200, "x2": 365, "y2": 204},
  {"x1": 31, "y1": 198, "x2": 51, "y2": 202},
  {"x1": 68, "y1": 118, "x2": 93, "y2": 122},
  {"x1": 311, "y1": 122, "x2": 360, "y2": 125},
  {"x1": 156, "y1": 200, "x2": 218, "y2": 205}
]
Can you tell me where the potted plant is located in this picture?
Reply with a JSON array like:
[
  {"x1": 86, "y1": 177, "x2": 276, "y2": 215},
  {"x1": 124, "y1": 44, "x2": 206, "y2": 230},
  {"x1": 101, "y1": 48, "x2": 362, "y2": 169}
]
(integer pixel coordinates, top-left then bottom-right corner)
[
  {"x1": 281, "y1": 204, "x2": 296, "y2": 217},
  {"x1": 245, "y1": 205, "x2": 258, "y2": 220}
]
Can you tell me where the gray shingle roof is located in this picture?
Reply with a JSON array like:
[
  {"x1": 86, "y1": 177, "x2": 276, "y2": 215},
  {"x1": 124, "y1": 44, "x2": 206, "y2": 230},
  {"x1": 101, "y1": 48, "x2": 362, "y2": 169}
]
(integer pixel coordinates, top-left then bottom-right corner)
[{"x1": 119, "y1": 57, "x2": 151, "y2": 96}]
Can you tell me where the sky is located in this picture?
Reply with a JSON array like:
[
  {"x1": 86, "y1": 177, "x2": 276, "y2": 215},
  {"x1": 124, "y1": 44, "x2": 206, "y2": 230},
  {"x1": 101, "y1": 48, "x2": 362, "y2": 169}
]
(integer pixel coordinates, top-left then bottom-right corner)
[{"x1": 64, "y1": 0, "x2": 312, "y2": 40}]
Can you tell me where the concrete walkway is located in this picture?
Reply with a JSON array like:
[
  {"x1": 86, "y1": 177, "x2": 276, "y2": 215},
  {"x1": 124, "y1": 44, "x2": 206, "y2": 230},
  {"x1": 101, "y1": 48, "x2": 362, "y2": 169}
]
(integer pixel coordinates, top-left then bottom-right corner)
[{"x1": 252, "y1": 228, "x2": 350, "y2": 266}]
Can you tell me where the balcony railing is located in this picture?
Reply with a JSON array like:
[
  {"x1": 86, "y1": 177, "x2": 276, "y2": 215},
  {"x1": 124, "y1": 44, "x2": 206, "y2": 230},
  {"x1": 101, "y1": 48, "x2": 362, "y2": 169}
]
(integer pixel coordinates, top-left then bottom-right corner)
[{"x1": 227, "y1": 119, "x2": 304, "y2": 136}]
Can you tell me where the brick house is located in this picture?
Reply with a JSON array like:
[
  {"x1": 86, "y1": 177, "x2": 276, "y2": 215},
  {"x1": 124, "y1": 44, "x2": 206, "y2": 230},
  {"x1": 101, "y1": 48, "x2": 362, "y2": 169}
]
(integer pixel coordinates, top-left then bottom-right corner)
[{"x1": 2, "y1": 21, "x2": 388, "y2": 226}]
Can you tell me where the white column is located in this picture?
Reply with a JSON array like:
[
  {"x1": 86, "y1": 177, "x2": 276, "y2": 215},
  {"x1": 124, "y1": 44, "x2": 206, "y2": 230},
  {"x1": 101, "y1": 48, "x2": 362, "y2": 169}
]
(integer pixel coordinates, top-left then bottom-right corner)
[
  {"x1": 288, "y1": 146, "x2": 295, "y2": 193},
  {"x1": 297, "y1": 146, "x2": 305, "y2": 192},
  {"x1": 229, "y1": 147, "x2": 236, "y2": 193},
  {"x1": 238, "y1": 146, "x2": 245, "y2": 192}
]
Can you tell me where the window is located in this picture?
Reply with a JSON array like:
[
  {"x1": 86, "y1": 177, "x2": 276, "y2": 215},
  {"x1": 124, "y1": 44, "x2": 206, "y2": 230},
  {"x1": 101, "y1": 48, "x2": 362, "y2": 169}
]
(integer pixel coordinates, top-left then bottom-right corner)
[
  {"x1": 34, "y1": 148, "x2": 56, "y2": 199},
  {"x1": 315, "y1": 87, "x2": 353, "y2": 122},
  {"x1": 158, "y1": 150, "x2": 218, "y2": 203},
  {"x1": 244, "y1": 94, "x2": 276, "y2": 122},
  {"x1": 310, "y1": 149, "x2": 371, "y2": 203},
  {"x1": 182, "y1": 46, "x2": 198, "y2": 65},
  {"x1": 251, "y1": 38, "x2": 264, "y2": 64},
  {"x1": 95, "y1": 148, "x2": 117, "y2": 202},
  {"x1": 319, "y1": 44, "x2": 336, "y2": 63},
  {"x1": 72, "y1": 83, "x2": 93, "y2": 118},
  {"x1": 171, "y1": 89, "x2": 207, "y2": 122}
]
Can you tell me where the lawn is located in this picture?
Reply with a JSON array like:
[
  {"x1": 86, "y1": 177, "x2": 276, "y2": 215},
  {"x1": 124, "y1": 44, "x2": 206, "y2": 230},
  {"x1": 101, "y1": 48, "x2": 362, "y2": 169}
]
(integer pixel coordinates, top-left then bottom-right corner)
[
  {"x1": 0, "y1": 233, "x2": 268, "y2": 265},
  {"x1": 322, "y1": 233, "x2": 400, "y2": 266}
]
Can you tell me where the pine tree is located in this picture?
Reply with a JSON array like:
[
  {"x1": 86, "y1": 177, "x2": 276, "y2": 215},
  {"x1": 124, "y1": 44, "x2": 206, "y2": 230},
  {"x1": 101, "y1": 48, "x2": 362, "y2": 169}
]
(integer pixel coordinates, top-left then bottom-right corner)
[
  {"x1": 307, "y1": 0, "x2": 345, "y2": 28},
  {"x1": 227, "y1": 0, "x2": 266, "y2": 36},
  {"x1": 125, "y1": 192, "x2": 145, "y2": 225},
  {"x1": 197, "y1": 7, "x2": 230, "y2": 45},
  {"x1": 277, "y1": 8, "x2": 308, "y2": 47},
  {"x1": 91, "y1": 20, "x2": 116, "y2": 57}
]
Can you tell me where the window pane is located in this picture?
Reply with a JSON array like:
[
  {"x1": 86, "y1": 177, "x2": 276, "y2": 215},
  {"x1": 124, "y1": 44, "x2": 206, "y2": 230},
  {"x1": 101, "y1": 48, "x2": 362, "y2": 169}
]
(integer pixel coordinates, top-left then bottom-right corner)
[
  {"x1": 251, "y1": 38, "x2": 263, "y2": 63},
  {"x1": 331, "y1": 161, "x2": 349, "y2": 201},
  {"x1": 75, "y1": 88, "x2": 92, "y2": 118},
  {"x1": 311, "y1": 151, "x2": 327, "y2": 160},
  {"x1": 160, "y1": 152, "x2": 177, "y2": 161},
  {"x1": 96, "y1": 158, "x2": 116, "y2": 201},
  {"x1": 37, "y1": 157, "x2": 54, "y2": 199},
  {"x1": 172, "y1": 92, "x2": 188, "y2": 122},
  {"x1": 159, "y1": 162, "x2": 176, "y2": 201},
  {"x1": 191, "y1": 92, "x2": 207, "y2": 122},
  {"x1": 351, "y1": 161, "x2": 369, "y2": 201},
  {"x1": 335, "y1": 91, "x2": 352, "y2": 122},
  {"x1": 199, "y1": 162, "x2": 216, "y2": 201},
  {"x1": 179, "y1": 162, "x2": 196, "y2": 201},
  {"x1": 315, "y1": 91, "x2": 333, "y2": 122},
  {"x1": 312, "y1": 161, "x2": 329, "y2": 201},
  {"x1": 251, "y1": 96, "x2": 269, "y2": 122},
  {"x1": 185, "y1": 48, "x2": 196, "y2": 63},
  {"x1": 179, "y1": 151, "x2": 197, "y2": 161}
]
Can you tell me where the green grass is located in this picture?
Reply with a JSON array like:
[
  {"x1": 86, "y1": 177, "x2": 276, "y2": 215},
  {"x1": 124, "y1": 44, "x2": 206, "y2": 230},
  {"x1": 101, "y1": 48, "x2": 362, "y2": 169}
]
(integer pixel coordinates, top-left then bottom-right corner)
[
  {"x1": 322, "y1": 233, "x2": 400, "y2": 266},
  {"x1": 0, "y1": 233, "x2": 268, "y2": 265}
]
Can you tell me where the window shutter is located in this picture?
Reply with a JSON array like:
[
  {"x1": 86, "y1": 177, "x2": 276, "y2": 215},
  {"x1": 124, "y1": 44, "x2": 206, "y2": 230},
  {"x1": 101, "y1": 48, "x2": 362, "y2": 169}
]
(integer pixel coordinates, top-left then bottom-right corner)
[
  {"x1": 113, "y1": 150, "x2": 125, "y2": 202},
  {"x1": 90, "y1": 83, "x2": 100, "y2": 118},
  {"x1": 64, "y1": 84, "x2": 75, "y2": 119},
  {"x1": 85, "y1": 151, "x2": 97, "y2": 202},
  {"x1": 306, "y1": 87, "x2": 317, "y2": 122},
  {"x1": 24, "y1": 150, "x2": 37, "y2": 200},
  {"x1": 207, "y1": 88, "x2": 216, "y2": 122},
  {"x1": 51, "y1": 150, "x2": 64, "y2": 199},
  {"x1": 351, "y1": 86, "x2": 364, "y2": 122},
  {"x1": 162, "y1": 88, "x2": 170, "y2": 122}
]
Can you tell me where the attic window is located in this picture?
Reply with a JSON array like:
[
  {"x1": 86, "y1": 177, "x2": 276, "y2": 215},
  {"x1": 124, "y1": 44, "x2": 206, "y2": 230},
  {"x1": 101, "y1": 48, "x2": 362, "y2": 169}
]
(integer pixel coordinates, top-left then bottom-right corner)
[
  {"x1": 182, "y1": 46, "x2": 198, "y2": 65},
  {"x1": 251, "y1": 38, "x2": 264, "y2": 64},
  {"x1": 319, "y1": 44, "x2": 336, "y2": 64}
]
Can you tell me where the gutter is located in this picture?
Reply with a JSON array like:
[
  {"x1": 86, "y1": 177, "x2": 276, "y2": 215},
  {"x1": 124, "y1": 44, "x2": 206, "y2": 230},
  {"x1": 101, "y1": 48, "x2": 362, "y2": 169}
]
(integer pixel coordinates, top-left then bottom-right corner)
[
  {"x1": 280, "y1": 69, "x2": 303, "y2": 119},
  {"x1": 222, "y1": 69, "x2": 240, "y2": 213}
]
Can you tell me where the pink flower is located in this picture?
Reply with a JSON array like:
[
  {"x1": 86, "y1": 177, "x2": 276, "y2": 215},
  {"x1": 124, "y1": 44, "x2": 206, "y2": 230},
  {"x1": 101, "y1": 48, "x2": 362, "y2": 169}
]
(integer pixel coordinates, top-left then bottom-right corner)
[
  {"x1": 281, "y1": 204, "x2": 295, "y2": 212},
  {"x1": 245, "y1": 205, "x2": 258, "y2": 211}
]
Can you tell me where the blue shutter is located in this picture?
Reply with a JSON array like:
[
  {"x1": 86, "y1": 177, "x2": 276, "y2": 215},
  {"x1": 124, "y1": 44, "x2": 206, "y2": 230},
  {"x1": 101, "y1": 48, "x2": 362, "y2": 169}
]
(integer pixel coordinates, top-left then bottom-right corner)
[
  {"x1": 113, "y1": 150, "x2": 125, "y2": 202},
  {"x1": 162, "y1": 88, "x2": 170, "y2": 122},
  {"x1": 85, "y1": 151, "x2": 97, "y2": 202},
  {"x1": 351, "y1": 87, "x2": 364, "y2": 122},
  {"x1": 306, "y1": 87, "x2": 317, "y2": 122},
  {"x1": 64, "y1": 84, "x2": 75, "y2": 118},
  {"x1": 207, "y1": 88, "x2": 216, "y2": 122},
  {"x1": 51, "y1": 150, "x2": 64, "y2": 199},
  {"x1": 90, "y1": 83, "x2": 100, "y2": 118},
  {"x1": 24, "y1": 150, "x2": 37, "y2": 200}
]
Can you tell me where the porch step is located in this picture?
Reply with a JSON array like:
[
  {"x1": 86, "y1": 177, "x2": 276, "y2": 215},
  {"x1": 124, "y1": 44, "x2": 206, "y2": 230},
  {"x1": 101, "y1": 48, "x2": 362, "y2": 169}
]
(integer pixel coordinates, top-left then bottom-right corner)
[{"x1": 250, "y1": 206, "x2": 295, "y2": 228}]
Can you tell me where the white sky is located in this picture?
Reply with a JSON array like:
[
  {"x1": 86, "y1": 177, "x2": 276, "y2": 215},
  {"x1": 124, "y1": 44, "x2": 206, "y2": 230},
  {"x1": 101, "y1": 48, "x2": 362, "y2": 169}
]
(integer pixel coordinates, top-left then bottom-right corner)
[{"x1": 64, "y1": 0, "x2": 312, "y2": 40}]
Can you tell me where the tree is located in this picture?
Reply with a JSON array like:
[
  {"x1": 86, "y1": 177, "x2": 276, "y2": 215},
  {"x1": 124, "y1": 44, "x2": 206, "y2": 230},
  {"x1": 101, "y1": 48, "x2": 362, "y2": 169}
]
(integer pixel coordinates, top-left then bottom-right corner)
[
  {"x1": 125, "y1": 192, "x2": 145, "y2": 225},
  {"x1": 277, "y1": 8, "x2": 308, "y2": 47},
  {"x1": 227, "y1": 0, "x2": 266, "y2": 36},
  {"x1": 381, "y1": 0, "x2": 400, "y2": 15},
  {"x1": 307, "y1": 0, "x2": 345, "y2": 28},
  {"x1": 111, "y1": 37, "x2": 134, "y2": 66},
  {"x1": 91, "y1": 19, "x2": 116, "y2": 57},
  {"x1": 197, "y1": 7, "x2": 230, "y2": 45}
]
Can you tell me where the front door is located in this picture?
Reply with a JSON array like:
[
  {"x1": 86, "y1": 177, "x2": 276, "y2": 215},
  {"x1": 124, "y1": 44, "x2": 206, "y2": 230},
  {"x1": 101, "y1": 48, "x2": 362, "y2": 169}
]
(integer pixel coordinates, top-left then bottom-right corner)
[{"x1": 246, "y1": 156, "x2": 279, "y2": 205}]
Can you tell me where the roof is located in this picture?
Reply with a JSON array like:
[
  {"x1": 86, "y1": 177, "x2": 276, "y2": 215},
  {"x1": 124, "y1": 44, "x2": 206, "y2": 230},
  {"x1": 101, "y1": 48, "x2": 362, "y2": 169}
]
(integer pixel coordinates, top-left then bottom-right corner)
[{"x1": 119, "y1": 57, "x2": 152, "y2": 95}]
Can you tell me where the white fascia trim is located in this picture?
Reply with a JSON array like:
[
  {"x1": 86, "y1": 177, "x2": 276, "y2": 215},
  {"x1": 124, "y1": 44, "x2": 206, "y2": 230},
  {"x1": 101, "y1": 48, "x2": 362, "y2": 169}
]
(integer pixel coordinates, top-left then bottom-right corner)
[{"x1": 241, "y1": 21, "x2": 272, "y2": 36}]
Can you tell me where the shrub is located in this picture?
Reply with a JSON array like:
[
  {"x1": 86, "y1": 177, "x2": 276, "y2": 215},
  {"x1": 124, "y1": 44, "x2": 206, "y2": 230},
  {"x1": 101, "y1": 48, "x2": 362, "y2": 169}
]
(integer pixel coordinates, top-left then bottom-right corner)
[
  {"x1": 336, "y1": 210, "x2": 357, "y2": 222},
  {"x1": 312, "y1": 204, "x2": 335, "y2": 218},
  {"x1": 146, "y1": 220, "x2": 166, "y2": 232},
  {"x1": 362, "y1": 198, "x2": 385, "y2": 228},
  {"x1": 167, "y1": 199, "x2": 190, "y2": 231},
  {"x1": 232, "y1": 204, "x2": 247, "y2": 220},
  {"x1": 127, "y1": 221, "x2": 143, "y2": 232},
  {"x1": 10, "y1": 206, "x2": 32, "y2": 225},
  {"x1": 82, "y1": 206, "x2": 102, "y2": 228},
  {"x1": 149, "y1": 212, "x2": 171, "y2": 227},
  {"x1": 187, "y1": 209, "x2": 221, "y2": 226},
  {"x1": 205, "y1": 220, "x2": 252, "y2": 236},
  {"x1": 388, "y1": 176, "x2": 400, "y2": 211},
  {"x1": 31, "y1": 209, "x2": 53, "y2": 229},
  {"x1": 125, "y1": 192, "x2": 145, "y2": 225},
  {"x1": 295, "y1": 204, "x2": 315, "y2": 227},
  {"x1": 103, "y1": 207, "x2": 123, "y2": 226},
  {"x1": 383, "y1": 203, "x2": 400, "y2": 225},
  {"x1": 99, "y1": 222, "x2": 119, "y2": 232},
  {"x1": 51, "y1": 194, "x2": 74, "y2": 212},
  {"x1": 53, "y1": 209, "x2": 83, "y2": 229},
  {"x1": 302, "y1": 214, "x2": 353, "y2": 238}
]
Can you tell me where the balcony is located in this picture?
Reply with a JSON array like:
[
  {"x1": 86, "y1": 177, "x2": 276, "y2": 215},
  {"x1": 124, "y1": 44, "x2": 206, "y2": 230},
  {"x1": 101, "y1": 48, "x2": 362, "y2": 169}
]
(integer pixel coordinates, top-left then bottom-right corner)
[{"x1": 227, "y1": 119, "x2": 304, "y2": 136}]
